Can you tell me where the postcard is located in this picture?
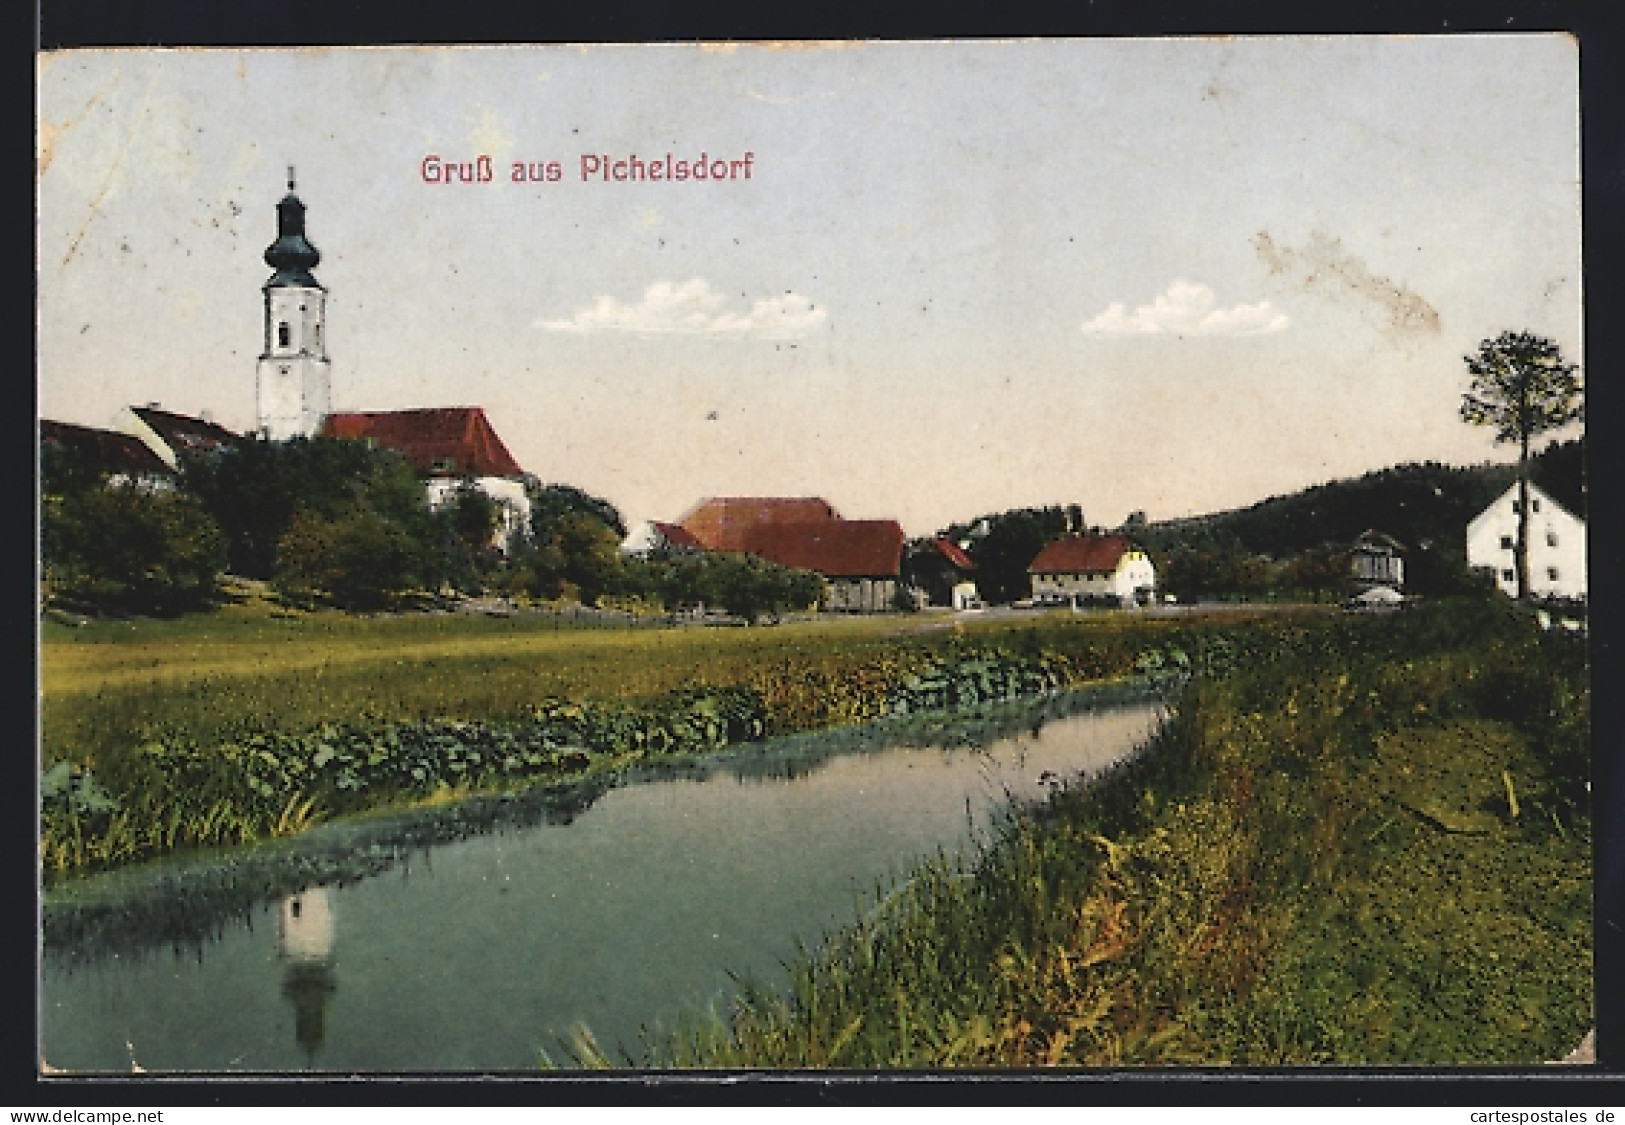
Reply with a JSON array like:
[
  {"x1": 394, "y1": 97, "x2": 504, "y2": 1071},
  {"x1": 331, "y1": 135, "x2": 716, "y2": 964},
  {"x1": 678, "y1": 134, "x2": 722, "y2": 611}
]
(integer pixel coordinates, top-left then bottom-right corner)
[{"x1": 37, "y1": 37, "x2": 1591, "y2": 1074}]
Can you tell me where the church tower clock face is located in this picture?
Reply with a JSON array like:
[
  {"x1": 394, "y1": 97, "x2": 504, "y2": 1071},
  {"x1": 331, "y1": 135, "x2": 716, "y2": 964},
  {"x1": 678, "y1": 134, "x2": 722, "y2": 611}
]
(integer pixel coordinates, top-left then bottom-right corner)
[{"x1": 255, "y1": 168, "x2": 332, "y2": 440}]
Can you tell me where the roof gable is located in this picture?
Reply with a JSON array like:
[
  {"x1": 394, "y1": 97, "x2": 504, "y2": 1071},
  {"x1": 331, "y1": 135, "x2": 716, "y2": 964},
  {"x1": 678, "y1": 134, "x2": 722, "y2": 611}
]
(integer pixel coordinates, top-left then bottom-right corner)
[
  {"x1": 932, "y1": 537, "x2": 977, "y2": 570},
  {"x1": 1468, "y1": 480, "x2": 1586, "y2": 535},
  {"x1": 130, "y1": 406, "x2": 239, "y2": 455},
  {"x1": 320, "y1": 407, "x2": 524, "y2": 477},
  {"x1": 651, "y1": 521, "x2": 705, "y2": 551},
  {"x1": 1028, "y1": 535, "x2": 1135, "y2": 574}
]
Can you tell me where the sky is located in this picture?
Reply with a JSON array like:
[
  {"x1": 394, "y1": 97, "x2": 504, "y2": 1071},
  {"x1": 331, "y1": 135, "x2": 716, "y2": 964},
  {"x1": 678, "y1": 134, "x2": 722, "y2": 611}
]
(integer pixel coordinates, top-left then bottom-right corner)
[{"x1": 37, "y1": 37, "x2": 1583, "y2": 537}]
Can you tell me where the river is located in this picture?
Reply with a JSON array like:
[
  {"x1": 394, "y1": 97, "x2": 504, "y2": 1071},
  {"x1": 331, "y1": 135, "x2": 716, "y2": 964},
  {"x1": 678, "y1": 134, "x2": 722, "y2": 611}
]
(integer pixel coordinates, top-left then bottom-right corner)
[{"x1": 40, "y1": 692, "x2": 1165, "y2": 1073}]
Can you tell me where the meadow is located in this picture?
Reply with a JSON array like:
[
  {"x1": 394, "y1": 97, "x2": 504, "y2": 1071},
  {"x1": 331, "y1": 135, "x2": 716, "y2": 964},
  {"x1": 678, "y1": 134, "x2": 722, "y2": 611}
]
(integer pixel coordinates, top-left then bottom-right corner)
[
  {"x1": 42, "y1": 601, "x2": 1296, "y2": 876},
  {"x1": 631, "y1": 597, "x2": 1592, "y2": 1066}
]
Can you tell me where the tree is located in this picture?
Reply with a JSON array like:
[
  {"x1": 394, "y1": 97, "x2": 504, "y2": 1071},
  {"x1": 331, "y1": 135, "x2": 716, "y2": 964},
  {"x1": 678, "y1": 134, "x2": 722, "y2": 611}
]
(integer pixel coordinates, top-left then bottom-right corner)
[
  {"x1": 182, "y1": 437, "x2": 435, "y2": 579},
  {"x1": 1460, "y1": 331, "x2": 1582, "y2": 599},
  {"x1": 273, "y1": 504, "x2": 424, "y2": 611},
  {"x1": 42, "y1": 485, "x2": 228, "y2": 615},
  {"x1": 943, "y1": 506, "x2": 1070, "y2": 604}
]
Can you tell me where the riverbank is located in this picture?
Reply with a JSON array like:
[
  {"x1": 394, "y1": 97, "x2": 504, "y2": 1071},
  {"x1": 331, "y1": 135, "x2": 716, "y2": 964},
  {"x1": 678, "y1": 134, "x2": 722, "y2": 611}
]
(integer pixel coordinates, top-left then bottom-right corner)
[
  {"x1": 643, "y1": 597, "x2": 1591, "y2": 1066},
  {"x1": 42, "y1": 679, "x2": 1163, "y2": 963},
  {"x1": 41, "y1": 605, "x2": 1312, "y2": 879}
]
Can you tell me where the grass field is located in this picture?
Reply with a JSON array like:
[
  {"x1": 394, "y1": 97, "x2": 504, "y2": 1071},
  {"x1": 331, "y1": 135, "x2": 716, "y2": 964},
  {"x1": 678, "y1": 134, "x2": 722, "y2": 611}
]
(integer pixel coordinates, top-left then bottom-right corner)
[
  {"x1": 43, "y1": 599, "x2": 1300, "y2": 876},
  {"x1": 41, "y1": 601, "x2": 1260, "y2": 771}
]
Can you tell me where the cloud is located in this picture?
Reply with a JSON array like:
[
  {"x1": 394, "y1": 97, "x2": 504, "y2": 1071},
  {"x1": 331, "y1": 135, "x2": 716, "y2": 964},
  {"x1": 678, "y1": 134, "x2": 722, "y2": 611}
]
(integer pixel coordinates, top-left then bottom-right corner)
[
  {"x1": 539, "y1": 278, "x2": 827, "y2": 339},
  {"x1": 1081, "y1": 279, "x2": 1289, "y2": 337}
]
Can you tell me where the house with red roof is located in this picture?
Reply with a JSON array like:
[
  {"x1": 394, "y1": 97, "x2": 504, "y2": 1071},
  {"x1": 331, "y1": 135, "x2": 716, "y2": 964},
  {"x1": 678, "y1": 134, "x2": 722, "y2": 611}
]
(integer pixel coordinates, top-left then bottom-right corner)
[
  {"x1": 620, "y1": 519, "x2": 707, "y2": 558},
  {"x1": 734, "y1": 517, "x2": 906, "y2": 613},
  {"x1": 320, "y1": 406, "x2": 531, "y2": 548},
  {"x1": 628, "y1": 496, "x2": 906, "y2": 612},
  {"x1": 904, "y1": 537, "x2": 981, "y2": 610},
  {"x1": 1028, "y1": 533, "x2": 1157, "y2": 608}
]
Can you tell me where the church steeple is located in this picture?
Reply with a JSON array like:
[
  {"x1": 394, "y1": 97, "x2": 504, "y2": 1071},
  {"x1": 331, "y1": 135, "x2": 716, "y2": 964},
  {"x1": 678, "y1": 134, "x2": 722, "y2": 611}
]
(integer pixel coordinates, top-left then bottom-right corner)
[
  {"x1": 264, "y1": 167, "x2": 322, "y2": 287},
  {"x1": 256, "y1": 168, "x2": 331, "y2": 441}
]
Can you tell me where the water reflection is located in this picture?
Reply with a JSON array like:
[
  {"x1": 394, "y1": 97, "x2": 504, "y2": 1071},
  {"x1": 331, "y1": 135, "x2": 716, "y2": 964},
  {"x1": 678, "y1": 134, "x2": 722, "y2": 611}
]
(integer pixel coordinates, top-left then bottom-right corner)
[
  {"x1": 276, "y1": 888, "x2": 337, "y2": 1061},
  {"x1": 44, "y1": 684, "x2": 1165, "y2": 970},
  {"x1": 42, "y1": 695, "x2": 1167, "y2": 1072}
]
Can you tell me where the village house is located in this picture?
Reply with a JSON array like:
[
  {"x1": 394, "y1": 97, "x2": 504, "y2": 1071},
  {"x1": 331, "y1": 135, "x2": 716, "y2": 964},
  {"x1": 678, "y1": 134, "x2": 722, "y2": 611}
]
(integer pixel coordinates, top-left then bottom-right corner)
[
  {"x1": 648, "y1": 496, "x2": 907, "y2": 613},
  {"x1": 1027, "y1": 534, "x2": 1157, "y2": 608},
  {"x1": 114, "y1": 405, "x2": 240, "y2": 472},
  {"x1": 1465, "y1": 481, "x2": 1587, "y2": 602},
  {"x1": 40, "y1": 418, "x2": 179, "y2": 491},
  {"x1": 904, "y1": 537, "x2": 981, "y2": 609},
  {"x1": 619, "y1": 519, "x2": 706, "y2": 558},
  {"x1": 1350, "y1": 529, "x2": 1406, "y2": 591}
]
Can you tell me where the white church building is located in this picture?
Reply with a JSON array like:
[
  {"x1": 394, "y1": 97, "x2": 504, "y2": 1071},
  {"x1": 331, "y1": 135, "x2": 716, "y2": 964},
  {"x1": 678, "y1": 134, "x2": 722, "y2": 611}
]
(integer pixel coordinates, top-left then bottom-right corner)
[
  {"x1": 1465, "y1": 480, "x2": 1587, "y2": 602},
  {"x1": 251, "y1": 173, "x2": 530, "y2": 547}
]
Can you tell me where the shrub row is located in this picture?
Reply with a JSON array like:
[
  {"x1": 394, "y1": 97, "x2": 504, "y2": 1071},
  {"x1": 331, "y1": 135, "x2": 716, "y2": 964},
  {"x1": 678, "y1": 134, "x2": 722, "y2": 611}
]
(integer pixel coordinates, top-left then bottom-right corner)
[{"x1": 42, "y1": 687, "x2": 766, "y2": 877}]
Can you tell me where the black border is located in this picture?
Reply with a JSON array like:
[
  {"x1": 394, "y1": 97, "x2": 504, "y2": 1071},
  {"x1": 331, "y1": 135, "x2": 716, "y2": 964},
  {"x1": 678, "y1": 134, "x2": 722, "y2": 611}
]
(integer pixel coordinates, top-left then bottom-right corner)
[{"x1": 24, "y1": 0, "x2": 1625, "y2": 1106}]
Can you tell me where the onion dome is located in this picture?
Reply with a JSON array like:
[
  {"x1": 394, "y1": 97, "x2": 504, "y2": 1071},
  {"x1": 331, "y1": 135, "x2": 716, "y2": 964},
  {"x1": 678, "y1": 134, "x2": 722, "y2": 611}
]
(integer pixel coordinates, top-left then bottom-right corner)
[{"x1": 264, "y1": 168, "x2": 322, "y2": 288}]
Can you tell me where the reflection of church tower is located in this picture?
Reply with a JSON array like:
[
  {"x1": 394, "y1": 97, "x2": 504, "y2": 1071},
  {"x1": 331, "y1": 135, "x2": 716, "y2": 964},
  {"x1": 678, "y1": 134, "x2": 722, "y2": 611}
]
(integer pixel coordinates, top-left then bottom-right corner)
[
  {"x1": 276, "y1": 886, "x2": 337, "y2": 1062},
  {"x1": 256, "y1": 168, "x2": 331, "y2": 440}
]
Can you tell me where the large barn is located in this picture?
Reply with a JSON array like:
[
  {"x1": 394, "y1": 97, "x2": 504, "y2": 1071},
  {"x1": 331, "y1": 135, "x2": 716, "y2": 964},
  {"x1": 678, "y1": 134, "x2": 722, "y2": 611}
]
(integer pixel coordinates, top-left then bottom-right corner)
[{"x1": 627, "y1": 496, "x2": 908, "y2": 613}]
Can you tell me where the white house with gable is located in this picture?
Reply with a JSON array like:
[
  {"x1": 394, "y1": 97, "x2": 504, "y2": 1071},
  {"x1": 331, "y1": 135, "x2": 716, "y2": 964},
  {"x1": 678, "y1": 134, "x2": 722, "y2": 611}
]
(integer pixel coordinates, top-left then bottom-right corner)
[
  {"x1": 1028, "y1": 534, "x2": 1157, "y2": 608},
  {"x1": 1466, "y1": 481, "x2": 1586, "y2": 601}
]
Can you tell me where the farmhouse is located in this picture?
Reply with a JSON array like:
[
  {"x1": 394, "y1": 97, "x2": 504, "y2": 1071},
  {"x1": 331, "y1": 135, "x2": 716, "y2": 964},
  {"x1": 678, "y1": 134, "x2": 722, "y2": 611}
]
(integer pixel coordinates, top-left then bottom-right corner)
[
  {"x1": 320, "y1": 407, "x2": 532, "y2": 548},
  {"x1": 1465, "y1": 481, "x2": 1587, "y2": 601},
  {"x1": 660, "y1": 496, "x2": 907, "y2": 613},
  {"x1": 1028, "y1": 534, "x2": 1157, "y2": 608}
]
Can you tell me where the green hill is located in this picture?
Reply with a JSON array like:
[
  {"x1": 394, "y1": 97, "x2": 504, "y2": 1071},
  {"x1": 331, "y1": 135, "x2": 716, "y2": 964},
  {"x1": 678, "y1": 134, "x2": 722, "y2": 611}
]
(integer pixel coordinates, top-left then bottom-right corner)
[{"x1": 1140, "y1": 438, "x2": 1583, "y2": 560}]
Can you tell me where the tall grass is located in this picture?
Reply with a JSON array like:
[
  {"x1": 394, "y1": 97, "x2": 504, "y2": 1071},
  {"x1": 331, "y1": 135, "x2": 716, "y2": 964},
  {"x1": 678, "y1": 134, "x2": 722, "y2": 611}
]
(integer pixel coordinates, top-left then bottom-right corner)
[{"x1": 645, "y1": 599, "x2": 1591, "y2": 1067}]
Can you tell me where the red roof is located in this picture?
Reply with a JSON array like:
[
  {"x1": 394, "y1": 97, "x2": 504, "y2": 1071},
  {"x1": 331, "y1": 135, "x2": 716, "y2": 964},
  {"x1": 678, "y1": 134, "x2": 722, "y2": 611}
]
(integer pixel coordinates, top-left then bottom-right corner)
[
  {"x1": 651, "y1": 521, "x2": 705, "y2": 551},
  {"x1": 932, "y1": 537, "x2": 976, "y2": 570},
  {"x1": 737, "y1": 520, "x2": 905, "y2": 578},
  {"x1": 678, "y1": 496, "x2": 841, "y2": 551},
  {"x1": 320, "y1": 408, "x2": 524, "y2": 477},
  {"x1": 129, "y1": 406, "x2": 239, "y2": 456},
  {"x1": 41, "y1": 419, "x2": 175, "y2": 478},
  {"x1": 1028, "y1": 535, "x2": 1135, "y2": 574}
]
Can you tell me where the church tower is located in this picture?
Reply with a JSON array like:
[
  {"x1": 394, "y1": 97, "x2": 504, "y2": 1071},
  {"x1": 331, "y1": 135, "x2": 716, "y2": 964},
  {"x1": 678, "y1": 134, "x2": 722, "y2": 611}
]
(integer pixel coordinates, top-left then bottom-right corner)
[{"x1": 256, "y1": 169, "x2": 331, "y2": 440}]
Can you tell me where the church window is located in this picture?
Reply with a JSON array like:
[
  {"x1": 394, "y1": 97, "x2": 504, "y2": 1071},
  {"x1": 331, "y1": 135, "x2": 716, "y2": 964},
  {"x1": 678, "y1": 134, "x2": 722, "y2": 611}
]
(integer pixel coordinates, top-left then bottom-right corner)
[
  {"x1": 1548, "y1": 567, "x2": 1560, "y2": 581},
  {"x1": 278, "y1": 321, "x2": 291, "y2": 348},
  {"x1": 1547, "y1": 531, "x2": 1558, "y2": 548}
]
